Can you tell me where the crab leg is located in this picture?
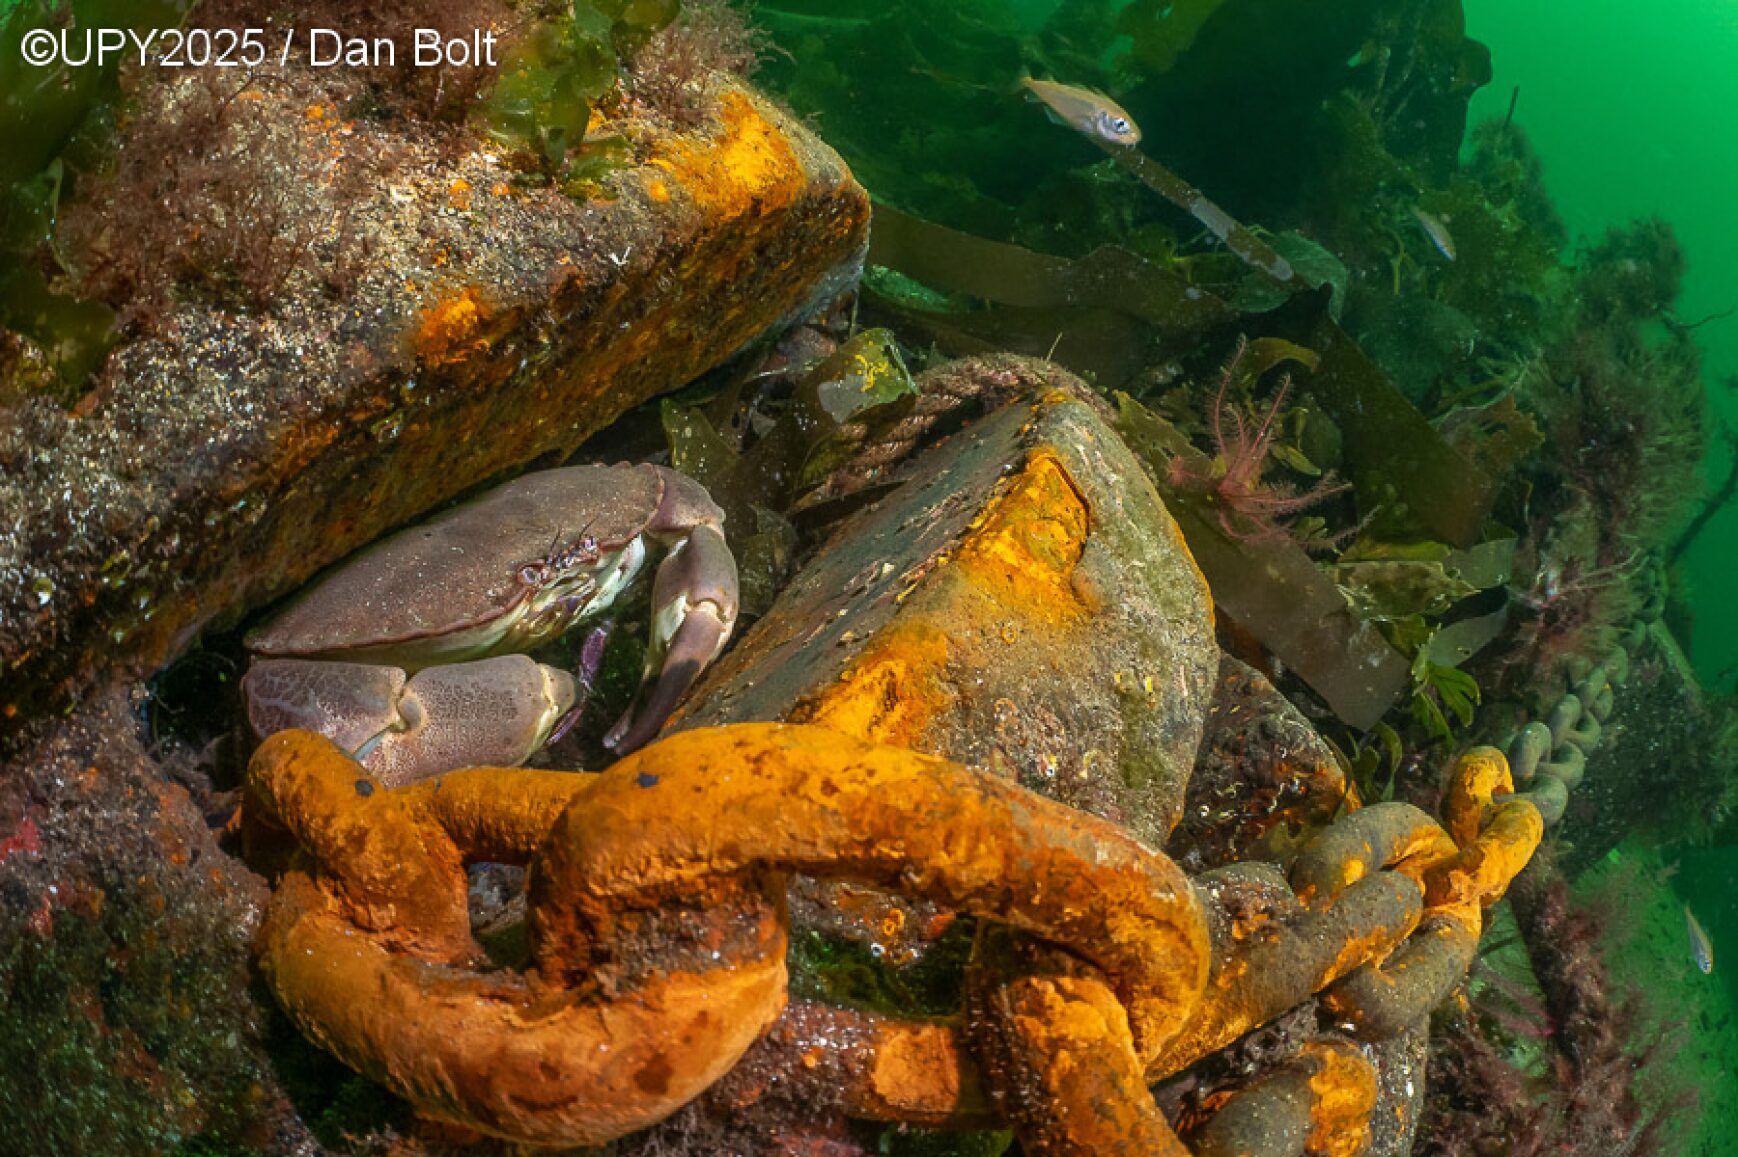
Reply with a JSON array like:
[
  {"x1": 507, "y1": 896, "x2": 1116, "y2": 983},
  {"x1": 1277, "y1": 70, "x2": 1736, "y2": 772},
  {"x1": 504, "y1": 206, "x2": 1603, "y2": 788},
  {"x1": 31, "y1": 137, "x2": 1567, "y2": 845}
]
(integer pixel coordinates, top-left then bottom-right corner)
[
  {"x1": 604, "y1": 522, "x2": 739, "y2": 753},
  {"x1": 544, "y1": 624, "x2": 615, "y2": 747}
]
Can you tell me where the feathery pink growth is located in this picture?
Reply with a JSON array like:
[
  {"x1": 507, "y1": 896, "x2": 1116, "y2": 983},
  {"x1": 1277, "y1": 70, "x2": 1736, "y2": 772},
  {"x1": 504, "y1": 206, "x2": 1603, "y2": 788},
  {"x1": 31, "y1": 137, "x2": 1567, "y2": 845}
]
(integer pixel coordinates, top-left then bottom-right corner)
[{"x1": 1166, "y1": 338, "x2": 1353, "y2": 549}]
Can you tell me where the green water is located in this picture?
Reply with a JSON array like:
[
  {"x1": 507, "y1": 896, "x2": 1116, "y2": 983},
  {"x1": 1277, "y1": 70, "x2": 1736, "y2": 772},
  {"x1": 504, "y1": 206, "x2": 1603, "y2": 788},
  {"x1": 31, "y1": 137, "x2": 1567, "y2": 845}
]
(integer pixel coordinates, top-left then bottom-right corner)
[
  {"x1": 1466, "y1": 0, "x2": 1738, "y2": 692},
  {"x1": 1466, "y1": 5, "x2": 1738, "y2": 1147}
]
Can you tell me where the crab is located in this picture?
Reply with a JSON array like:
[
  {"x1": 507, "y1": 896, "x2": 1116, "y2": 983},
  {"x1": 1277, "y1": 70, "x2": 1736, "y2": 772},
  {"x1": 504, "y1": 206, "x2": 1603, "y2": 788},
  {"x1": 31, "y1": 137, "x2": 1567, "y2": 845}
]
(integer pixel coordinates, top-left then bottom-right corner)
[{"x1": 242, "y1": 463, "x2": 739, "y2": 785}]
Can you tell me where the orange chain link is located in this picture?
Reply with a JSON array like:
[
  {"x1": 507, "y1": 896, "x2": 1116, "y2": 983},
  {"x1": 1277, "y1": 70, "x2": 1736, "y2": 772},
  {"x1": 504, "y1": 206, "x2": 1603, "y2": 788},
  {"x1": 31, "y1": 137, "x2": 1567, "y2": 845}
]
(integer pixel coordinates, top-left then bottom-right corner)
[
  {"x1": 246, "y1": 727, "x2": 1541, "y2": 1153},
  {"x1": 247, "y1": 722, "x2": 1209, "y2": 1147}
]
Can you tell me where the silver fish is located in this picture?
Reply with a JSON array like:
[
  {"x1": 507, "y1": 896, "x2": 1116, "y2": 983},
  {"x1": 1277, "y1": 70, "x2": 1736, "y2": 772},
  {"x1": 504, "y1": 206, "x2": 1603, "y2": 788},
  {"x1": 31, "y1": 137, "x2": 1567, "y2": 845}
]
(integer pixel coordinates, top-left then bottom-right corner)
[
  {"x1": 1686, "y1": 904, "x2": 1714, "y2": 974},
  {"x1": 1412, "y1": 207, "x2": 1457, "y2": 261},
  {"x1": 1021, "y1": 78, "x2": 1142, "y2": 147}
]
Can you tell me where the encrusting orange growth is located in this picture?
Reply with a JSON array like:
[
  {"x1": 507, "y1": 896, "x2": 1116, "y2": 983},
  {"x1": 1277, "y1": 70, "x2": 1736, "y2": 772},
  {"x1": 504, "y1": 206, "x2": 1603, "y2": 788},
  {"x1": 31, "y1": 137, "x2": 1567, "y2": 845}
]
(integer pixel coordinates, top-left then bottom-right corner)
[
  {"x1": 649, "y1": 89, "x2": 806, "y2": 219},
  {"x1": 410, "y1": 285, "x2": 494, "y2": 365},
  {"x1": 246, "y1": 722, "x2": 1211, "y2": 1147},
  {"x1": 1185, "y1": 1038, "x2": 1378, "y2": 1157},
  {"x1": 863, "y1": 1017, "x2": 980, "y2": 1122},
  {"x1": 1303, "y1": 1041, "x2": 1381, "y2": 1157},
  {"x1": 971, "y1": 964, "x2": 1192, "y2": 1155},
  {"x1": 949, "y1": 451, "x2": 1089, "y2": 622},
  {"x1": 1442, "y1": 745, "x2": 1515, "y2": 848},
  {"x1": 795, "y1": 448, "x2": 1092, "y2": 749},
  {"x1": 799, "y1": 621, "x2": 954, "y2": 749},
  {"x1": 1425, "y1": 745, "x2": 1544, "y2": 914}
]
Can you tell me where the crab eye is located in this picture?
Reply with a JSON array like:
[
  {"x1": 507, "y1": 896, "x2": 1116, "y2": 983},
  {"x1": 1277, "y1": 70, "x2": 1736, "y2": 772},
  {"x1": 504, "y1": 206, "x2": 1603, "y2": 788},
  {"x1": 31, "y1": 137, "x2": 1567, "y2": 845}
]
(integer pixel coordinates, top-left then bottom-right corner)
[
  {"x1": 517, "y1": 563, "x2": 544, "y2": 586},
  {"x1": 579, "y1": 534, "x2": 598, "y2": 556}
]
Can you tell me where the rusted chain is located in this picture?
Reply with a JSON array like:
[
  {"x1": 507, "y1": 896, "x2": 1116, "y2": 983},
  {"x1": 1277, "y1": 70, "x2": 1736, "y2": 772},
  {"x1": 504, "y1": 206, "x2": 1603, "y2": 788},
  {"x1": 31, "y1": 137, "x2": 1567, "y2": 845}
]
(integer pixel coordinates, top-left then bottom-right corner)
[
  {"x1": 247, "y1": 722, "x2": 1210, "y2": 1148},
  {"x1": 250, "y1": 731, "x2": 785, "y2": 1147},
  {"x1": 1504, "y1": 626, "x2": 1639, "y2": 825},
  {"x1": 249, "y1": 731, "x2": 1546, "y2": 1152},
  {"x1": 1146, "y1": 863, "x2": 1422, "y2": 1077},
  {"x1": 1146, "y1": 749, "x2": 1537, "y2": 1151},
  {"x1": 1289, "y1": 802, "x2": 1460, "y2": 904},
  {"x1": 969, "y1": 764, "x2": 1529, "y2": 1153},
  {"x1": 533, "y1": 722, "x2": 1210, "y2": 1063},
  {"x1": 1319, "y1": 748, "x2": 1540, "y2": 1041},
  {"x1": 1427, "y1": 748, "x2": 1543, "y2": 914},
  {"x1": 969, "y1": 925, "x2": 1192, "y2": 1156},
  {"x1": 1188, "y1": 1040, "x2": 1379, "y2": 1157}
]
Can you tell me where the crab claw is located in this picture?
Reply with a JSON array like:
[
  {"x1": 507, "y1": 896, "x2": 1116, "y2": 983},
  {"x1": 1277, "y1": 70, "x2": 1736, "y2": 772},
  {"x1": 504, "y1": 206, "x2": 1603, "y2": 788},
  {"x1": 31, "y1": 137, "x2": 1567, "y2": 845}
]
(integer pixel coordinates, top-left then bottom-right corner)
[
  {"x1": 245, "y1": 654, "x2": 576, "y2": 787},
  {"x1": 604, "y1": 523, "x2": 738, "y2": 754}
]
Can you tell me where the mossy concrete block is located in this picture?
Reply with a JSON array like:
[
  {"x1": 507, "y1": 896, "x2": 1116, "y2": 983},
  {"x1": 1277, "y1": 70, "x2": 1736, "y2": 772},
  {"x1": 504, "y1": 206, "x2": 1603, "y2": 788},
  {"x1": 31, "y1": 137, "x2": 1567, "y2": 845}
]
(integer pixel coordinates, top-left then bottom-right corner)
[
  {"x1": 678, "y1": 358, "x2": 1218, "y2": 847},
  {"x1": 0, "y1": 78, "x2": 867, "y2": 739}
]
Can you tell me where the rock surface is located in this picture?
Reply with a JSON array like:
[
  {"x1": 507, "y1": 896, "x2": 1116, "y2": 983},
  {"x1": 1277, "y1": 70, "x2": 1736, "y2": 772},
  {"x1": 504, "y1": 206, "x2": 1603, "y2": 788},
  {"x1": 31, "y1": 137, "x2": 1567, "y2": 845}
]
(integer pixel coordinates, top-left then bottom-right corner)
[
  {"x1": 1168, "y1": 656, "x2": 1350, "y2": 876},
  {"x1": 0, "y1": 692, "x2": 304, "y2": 1153},
  {"x1": 677, "y1": 357, "x2": 1219, "y2": 847},
  {"x1": 0, "y1": 76, "x2": 868, "y2": 741}
]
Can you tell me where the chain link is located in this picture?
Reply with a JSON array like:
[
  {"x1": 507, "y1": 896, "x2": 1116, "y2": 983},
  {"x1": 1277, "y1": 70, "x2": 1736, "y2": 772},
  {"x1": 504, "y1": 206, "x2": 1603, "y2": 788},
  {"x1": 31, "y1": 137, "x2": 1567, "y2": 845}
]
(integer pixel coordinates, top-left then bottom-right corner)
[
  {"x1": 247, "y1": 717, "x2": 1551, "y2": 1152},
  {"x1": 1505, "y1": 610, "x2": 1651, "y2": 825},
  {"x1": 247, "y1": 722, "x2": 1208, "y2": 1148}
]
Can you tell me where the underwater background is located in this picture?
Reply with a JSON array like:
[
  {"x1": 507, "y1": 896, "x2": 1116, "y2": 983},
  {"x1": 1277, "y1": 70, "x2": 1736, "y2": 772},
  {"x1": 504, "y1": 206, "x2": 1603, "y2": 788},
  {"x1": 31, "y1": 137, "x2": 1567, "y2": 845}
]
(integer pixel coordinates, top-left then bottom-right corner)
[
  {"x1": 1467, "y1": 5, "x2": 1738, "y2": 1154},
  {"x1": 1466, "y1": 0, "x2": 1738, "y2": 690},
  {"x1": 4, "y1": 0, "x2": 1738, "y2": 1152}
]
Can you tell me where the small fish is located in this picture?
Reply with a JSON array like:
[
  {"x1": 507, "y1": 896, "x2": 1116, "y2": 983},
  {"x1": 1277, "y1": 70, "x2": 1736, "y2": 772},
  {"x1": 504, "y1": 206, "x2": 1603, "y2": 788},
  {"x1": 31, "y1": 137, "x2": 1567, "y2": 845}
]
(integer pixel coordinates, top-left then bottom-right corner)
[
  {"x1": 1021, "y1": 77, "x2": 1142, "y2": 147},
  {"x1": 1686, "y1": 904, "x2": 1715, "y2": 974},
  {"x1": 1412, "y1": 207, "x2": 1457, "y2": 261},
  {"x1": 1346, "y1": 40, "x2": 1386, "y2": 69}
]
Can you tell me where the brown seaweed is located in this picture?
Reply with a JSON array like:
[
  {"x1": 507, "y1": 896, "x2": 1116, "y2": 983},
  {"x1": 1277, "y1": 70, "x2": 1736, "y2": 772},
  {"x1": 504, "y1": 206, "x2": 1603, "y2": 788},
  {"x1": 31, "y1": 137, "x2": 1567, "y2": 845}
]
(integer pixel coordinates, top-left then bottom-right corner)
[
  {"x1": 1117, "y1": 394, "x2": 1409, "y2": 728},
  {"x1": 1097, "y1": 141, "x2": 1301, "y2": 290},
  {"x1": 1260, "y1": 291, "x2": 1500, "y2": 547},
  {"x1": 864, "y1": 203, "x2": 1234, "y2": 388}
]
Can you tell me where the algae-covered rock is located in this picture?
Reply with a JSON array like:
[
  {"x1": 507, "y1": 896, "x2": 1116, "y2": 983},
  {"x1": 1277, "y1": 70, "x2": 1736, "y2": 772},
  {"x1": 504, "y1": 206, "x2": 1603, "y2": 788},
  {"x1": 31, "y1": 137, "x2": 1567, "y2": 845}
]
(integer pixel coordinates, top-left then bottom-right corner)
[
  {"x1": 1168, "y1": 656, "x2": 1350, "y2": 875},
  {"x1": 0, "y1": 693, "x2": 297, "y2": 1153},
  {"x1": 0, "y1": 72, "x2": 868, "y2": 744},
  {"x1": 677, "y1": 356, "x2": 1219, "y2": 847}
]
